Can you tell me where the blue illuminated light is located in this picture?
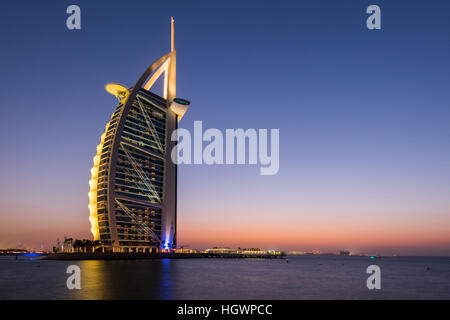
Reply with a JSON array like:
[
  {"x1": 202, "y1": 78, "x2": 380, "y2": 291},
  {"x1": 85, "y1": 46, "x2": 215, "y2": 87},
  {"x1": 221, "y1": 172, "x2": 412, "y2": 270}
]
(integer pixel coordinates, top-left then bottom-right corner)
[{"x1": 174, "y1": 98, "x2": 190, "y2": 105}]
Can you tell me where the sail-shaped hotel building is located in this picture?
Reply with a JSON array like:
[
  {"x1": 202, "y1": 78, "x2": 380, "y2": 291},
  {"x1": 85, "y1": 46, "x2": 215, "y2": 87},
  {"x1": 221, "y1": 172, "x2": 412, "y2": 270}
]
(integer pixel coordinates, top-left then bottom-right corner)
[{"x1": 88, "y1": 18, "x2": 189, "y2": 252}]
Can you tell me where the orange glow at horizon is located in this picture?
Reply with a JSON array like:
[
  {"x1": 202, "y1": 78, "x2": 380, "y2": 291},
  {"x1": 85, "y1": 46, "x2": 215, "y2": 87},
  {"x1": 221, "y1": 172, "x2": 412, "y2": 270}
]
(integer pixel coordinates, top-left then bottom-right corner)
[
  {"x1": 1, "y1": 205, "x2": 450, "y2": 255},
  {"x1": 1, "y1": 168, "x2": 450, "y2": 255},
  {"x1": 177, "y1": 211, "x2": 450, "y2": 254}
]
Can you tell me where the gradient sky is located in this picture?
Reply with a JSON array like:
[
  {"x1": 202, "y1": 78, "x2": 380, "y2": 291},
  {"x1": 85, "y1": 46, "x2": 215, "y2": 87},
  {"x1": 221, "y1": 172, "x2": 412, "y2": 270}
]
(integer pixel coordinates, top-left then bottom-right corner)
[{"x1": 1, "y1": 0, "x2": 450, "y2": 255}]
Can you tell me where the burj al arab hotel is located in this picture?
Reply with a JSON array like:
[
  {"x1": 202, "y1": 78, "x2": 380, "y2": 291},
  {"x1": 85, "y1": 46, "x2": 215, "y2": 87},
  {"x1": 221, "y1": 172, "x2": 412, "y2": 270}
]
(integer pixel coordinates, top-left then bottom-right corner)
[{"x1": 88, "y1": 18, "x2": 189, "y2": 252}]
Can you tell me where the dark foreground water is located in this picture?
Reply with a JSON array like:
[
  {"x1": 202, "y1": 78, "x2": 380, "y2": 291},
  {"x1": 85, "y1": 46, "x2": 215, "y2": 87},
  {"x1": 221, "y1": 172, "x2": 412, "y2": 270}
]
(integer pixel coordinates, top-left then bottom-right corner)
[{"x1": 0, "y1": 255, "x2": 449, "y2": 299}]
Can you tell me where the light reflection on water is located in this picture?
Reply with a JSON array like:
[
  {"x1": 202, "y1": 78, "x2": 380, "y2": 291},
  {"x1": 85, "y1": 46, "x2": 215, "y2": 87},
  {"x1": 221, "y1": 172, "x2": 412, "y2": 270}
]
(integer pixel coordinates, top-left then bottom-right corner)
[
  {"x1": 1, "y1": 255, "x2": 450, "y2": 299},
  {"x1": 73, "y1": 260, "x2": 174, "y2": 299},
  {"x1": 0, "y1": 256, "x2": 176, "y2": 300}
]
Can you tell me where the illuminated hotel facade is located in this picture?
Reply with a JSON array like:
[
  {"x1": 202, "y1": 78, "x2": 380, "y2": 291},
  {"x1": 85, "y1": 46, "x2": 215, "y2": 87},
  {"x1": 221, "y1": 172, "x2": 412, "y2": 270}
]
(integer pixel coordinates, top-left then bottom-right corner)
[{"x1": 88, "y1": 18, "x2": 189, "y2": 252}]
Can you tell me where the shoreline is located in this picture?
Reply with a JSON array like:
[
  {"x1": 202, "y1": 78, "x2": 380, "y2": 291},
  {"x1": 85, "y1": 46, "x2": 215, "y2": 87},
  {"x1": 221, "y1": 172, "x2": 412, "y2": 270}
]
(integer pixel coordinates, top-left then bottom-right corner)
[{"x1": 42, "y1": 252, "x2": 286, "y2": 261}]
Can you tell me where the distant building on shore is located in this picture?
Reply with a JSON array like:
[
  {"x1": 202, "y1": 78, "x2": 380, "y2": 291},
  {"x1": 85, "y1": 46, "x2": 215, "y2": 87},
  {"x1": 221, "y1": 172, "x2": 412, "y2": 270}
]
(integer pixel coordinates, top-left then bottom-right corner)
[
  {"x1": 0, "y1": 249, "x2": 28, "y2": 254},
  {"x1": 287, "y1": 251, "x2": 307, "y2": 255},
  {"x1": 202, "y1": 248, "x2": 282, "y2": 255},
  {"x1": 174, "y1": 248, "x2": 198, "y2": 254}
]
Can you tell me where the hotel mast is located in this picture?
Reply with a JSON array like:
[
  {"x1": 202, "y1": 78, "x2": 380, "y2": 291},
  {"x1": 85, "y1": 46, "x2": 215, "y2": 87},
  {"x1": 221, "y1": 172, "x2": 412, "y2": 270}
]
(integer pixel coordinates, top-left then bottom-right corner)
[{"x1": 88, "y1": 18, "x2": 189, "y2": 252}]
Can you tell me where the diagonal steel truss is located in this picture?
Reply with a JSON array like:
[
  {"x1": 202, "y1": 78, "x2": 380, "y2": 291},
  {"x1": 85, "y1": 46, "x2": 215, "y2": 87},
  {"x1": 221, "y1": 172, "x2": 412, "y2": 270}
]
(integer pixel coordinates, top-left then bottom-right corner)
[
  {"x1": 122, "y1": 166, "x2": 159, "y2": 203},
  {"x1": 136, "y1": 96, "x2": 165, "y2": 154},
  {"x1": 120, "y1": 142, "x2": 161, "y2": 203},
  {"x1": 115, "y1": 199, "x2": 160, "y2": 242}
]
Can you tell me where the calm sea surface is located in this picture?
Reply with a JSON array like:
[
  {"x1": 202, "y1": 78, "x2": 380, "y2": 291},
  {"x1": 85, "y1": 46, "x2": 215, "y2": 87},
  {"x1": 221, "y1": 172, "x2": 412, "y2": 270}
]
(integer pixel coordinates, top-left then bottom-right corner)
[{"x1": 0, "y1": 255, "x2": 449, "y2": 299}]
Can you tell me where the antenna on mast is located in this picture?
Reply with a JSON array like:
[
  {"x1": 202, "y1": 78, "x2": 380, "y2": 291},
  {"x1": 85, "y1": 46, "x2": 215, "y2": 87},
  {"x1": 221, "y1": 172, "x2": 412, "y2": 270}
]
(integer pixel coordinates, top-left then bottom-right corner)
[{"x1": 171, "y1": 17, "x2": 175, "y2": 52}]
